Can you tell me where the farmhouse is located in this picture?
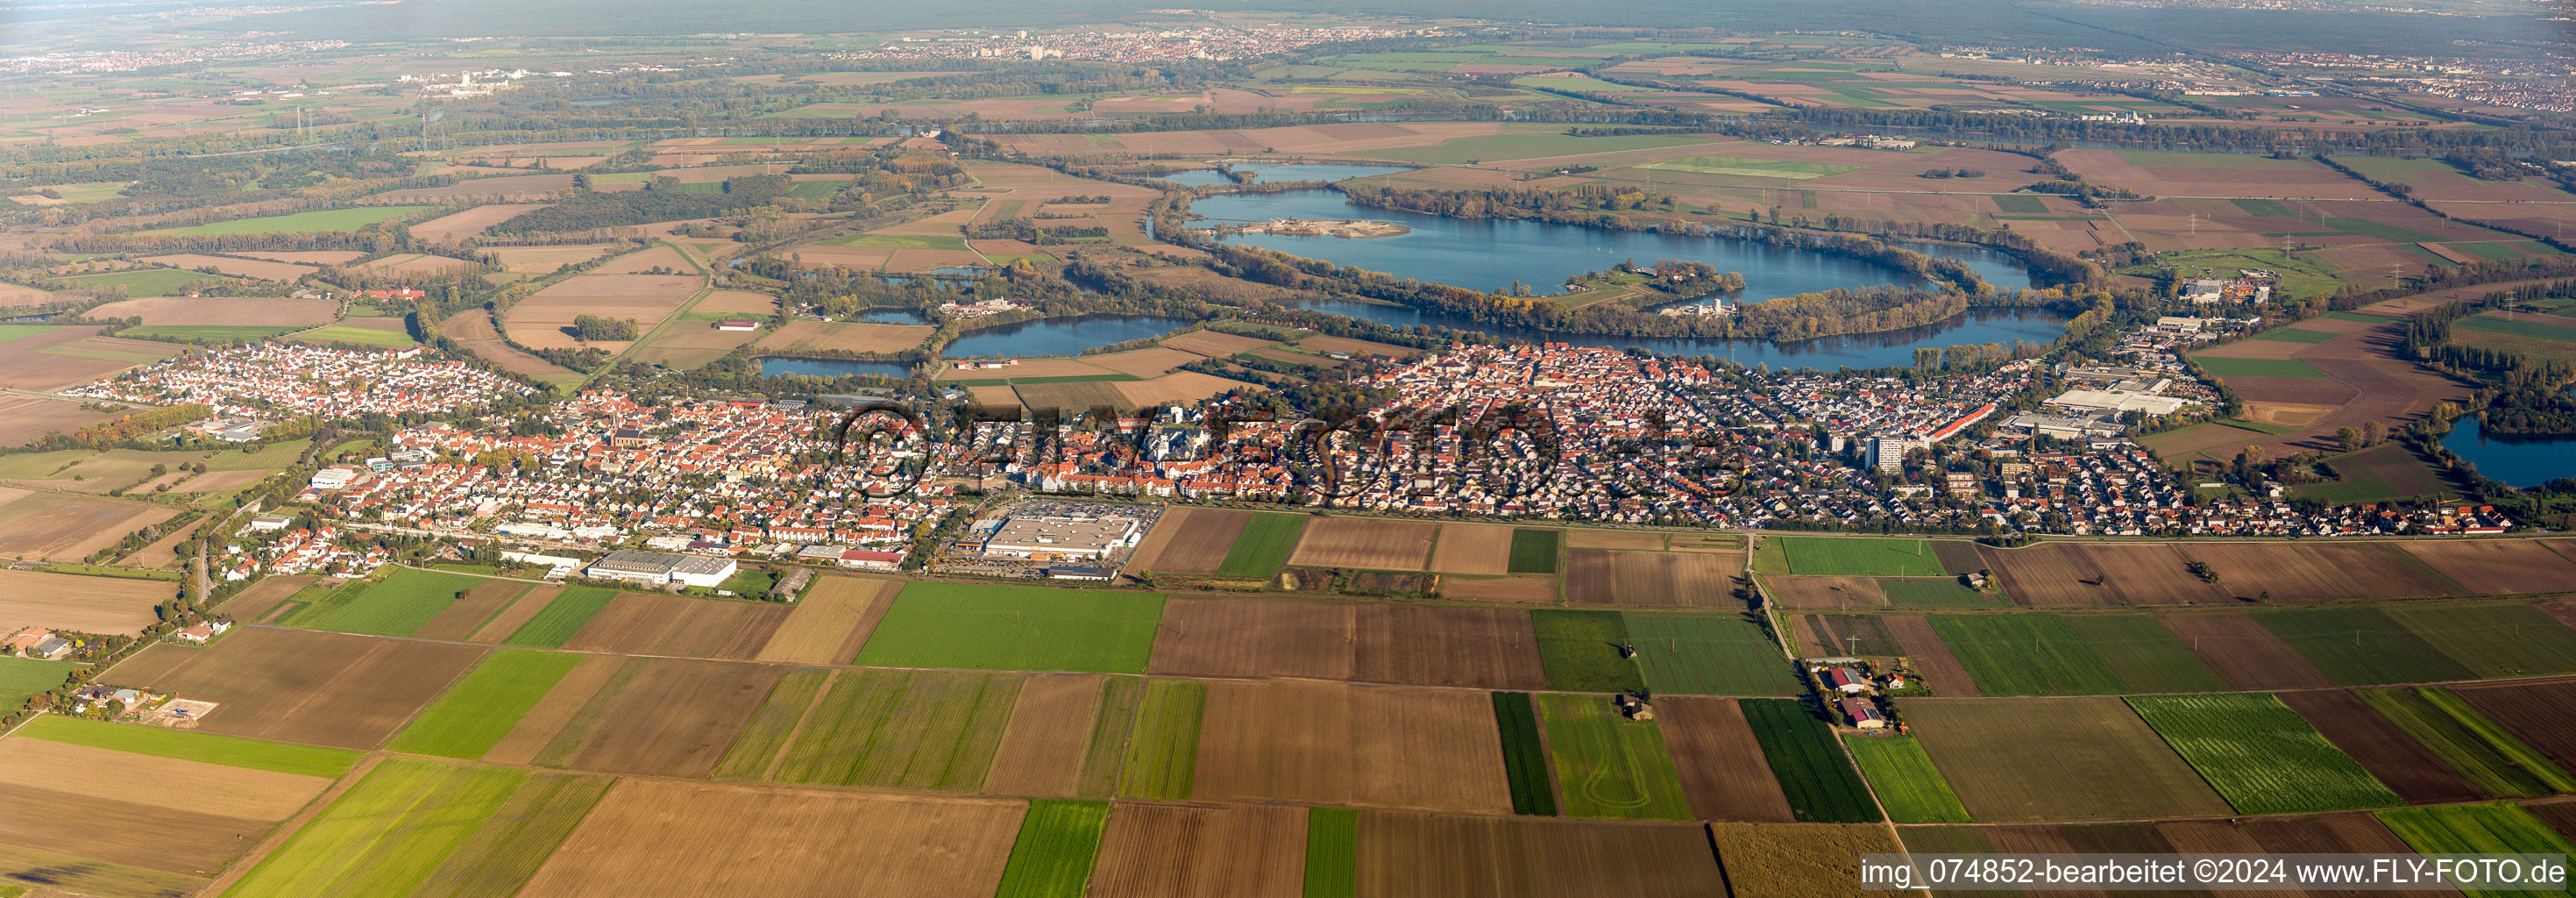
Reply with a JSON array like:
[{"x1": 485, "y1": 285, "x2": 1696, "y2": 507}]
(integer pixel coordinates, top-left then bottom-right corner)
[
  {"x1": 980, "y1": 514, "x2": 1143, "y2": 559},
  {"x1": 714, "y1": 320, "x2": 759, "y2": 331},
  {"x1": 1840, "y1": 697, "x2": 1886, "y2": 729},
  {"x1": 584, "y1": 549, "x2": 738, "y2": 588},
  {"x1": 1819, "y1": 667, "x2": 1870, "y2": 695}
]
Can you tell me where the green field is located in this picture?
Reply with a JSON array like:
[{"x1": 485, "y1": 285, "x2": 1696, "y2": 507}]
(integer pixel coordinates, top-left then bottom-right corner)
[
  {"x1": 290, "y1": 567, "x2": 500, "y2": 637},
  {"x1": 2127, "y1": 693, "x2": 2402, "y2": 815},
  {"x1": 48, "y1": 267, "x2": 230, "y2": 295},
  {"x1": 995, "y1": 800, "x2": 1110, "y2": 898},
  {"x1": 2233, "y1": 198, "x2": 2298, "y2": 217},
  {"x1": 1507, "y1": 528, "x2": 1561, "y2": 574},
  {"x1": 2320, "y1": 217, "x2": 2441, "y2": 244},
  {"x1": 1118, "y1": 679, "x2": 1204, "y2": 801},
  {"x1": 1531, "y1": 609, "x2": 1648, "y2": 694},
  {"x1": 2384, "y1": 602, "x2": 2576, "y2": 678},
  {"x1": 17, "y1": 714, "x2": 361, "y2": 777},
  {"x1": 1216, "y1": 513, "x2": 1308, "y2": 578},
  {"x1": 153, "y1": 205, "x2": 435, "y2": 236},
  {"x1": 2194, "y1": 356, "x2": 2330, "y2": 379},
  {"x1": 1071, "y1": 677, "x2": 1141, "y2": 800},
  {"x1": 854, "y1": 583, "x2": 1165, "y2": 674},
  {"x1": 785, "y1": 180, "x2": 847, "y2": 200},
  {"x1": 824, "y1": 232, "x2": 970, "y2": 250},
  {"x1": 0, "y1": 656, "x2": 79, "y2": 708},
  {"x1": 713, "y1": 668, "x2": 829, "y2": 780},
  {"x1": 2062, "y1": 614, "x2": 2232, "y2": 694},
  {"x1": 1877, "y1": 578, "x2": 2005, "y2": 609},
  {"x1": 1741, "y1": 698, "x2": 1882, "y2": 823},
  {"x1": 1771, "y1": 536, "x2": 1947, "y2": 576},
  {"x1": 224, "y1": 759, "x2": 607, "y2": 898},
  {"x1": 763, "y1": 669, "x2": 1021, "y2": 791},
  {"x1": 0, "y1": 324, "x2": 57, "y2": 346},
  {"x1": 1993, "y1": 195, "x2": 2050, "y2": 214},
  {"x1": 2357, "y1": 688, "x2": 2576, "y2": 797},
  {"x1": 116, "y1": 324, "x2": 302, "y2": 342},
  {"x1": 1532, "y1": 692, "x2": 1691, "y2": 820},
  {"x1": 2325, "y1": 310, "x2": 2401, "y2": 323},
  {"x1": 1366, "y1": 131, "x2": 1707, "y2": 164},
  {"x1": 293, "y1": 323, "x2": 421, "y2": 347},
  {"x1": 1638, "y1": 155, "x2": 1864, "y2": 181},
  {"x1": 1927, "y1": 614, "x2": 2127, "y2": 695},
  {"x1": 500, "y1": 587, "x2": 621, "y2": 648},
  {"x1": 2458, "y1": 314, "x2": 2576, "y2": 345},
  {"x1": 1302, "y1": 807, "x2": 1359, "y2": 898},
  {"x1": 1623, "y1": 611, "x2": 1799, "y2": 696},
  {"x1": 2257, "y1": 607, "x2": 2478, "y2": 686},
  {"x1": 1842, "y1": 735, "x2": 1969, "y2": 823},
  {"x1": 2375, "y1": 804, "x2": 2576, "y2": 898},
  {"x1": 388, "y1": 650, "x2": 585, "y2": 759},
  {"x1": 1490, "y1": 691, "x2": 1558, "y2": 816}
]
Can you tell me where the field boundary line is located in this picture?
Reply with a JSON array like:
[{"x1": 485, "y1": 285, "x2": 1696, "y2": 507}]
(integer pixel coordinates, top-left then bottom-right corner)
[
  {"x1": 762, "y1": 668, "x2": 841, "y2": 781},
  {"x1": 197, "y1": 752, "x2": 388, "y2": 898}
]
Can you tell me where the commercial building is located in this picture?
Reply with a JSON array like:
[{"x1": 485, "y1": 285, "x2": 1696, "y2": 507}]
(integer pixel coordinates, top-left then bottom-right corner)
[
  {"x1": 583, "y1": 549, "x2": 738, "y2": 588},
  {"x1": 980, "y1": 514, "x2": 1143, "y2": 559}
]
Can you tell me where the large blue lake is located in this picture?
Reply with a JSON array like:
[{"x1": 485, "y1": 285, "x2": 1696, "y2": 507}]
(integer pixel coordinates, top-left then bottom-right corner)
[
  {"x1": 2443, "y1": 417, "x2": 2576, "y2": 488},
  {"x1": 942, "y1": 315, "x2": 1194, "y2": 359}
]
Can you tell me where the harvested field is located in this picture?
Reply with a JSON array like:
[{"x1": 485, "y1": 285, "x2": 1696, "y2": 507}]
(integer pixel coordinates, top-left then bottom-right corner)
[
  {"x1": 2396, "y1": 538, "x2": 2576, "y2": 595},
  {"x1": 138, "y1": 253, "x2": 316, "y2": 282},
  {"x1": 351, "y1": 253, "x2": 480, "y2": 277},
  {"x1": 557, "y1": 592, "x2": 790, "y2": 659},
  {"x1": 0, "y1": 282, "x2": 56, "y2": 307},
  {"x1": 517, "y1": 780, "x2": 1025, "y2": 898},
  {"x1": 1561, "y1": 549, "x2": 1735, "y2": 608},
  {"x1": 1288, "y1": 517, "x2": 1437, "y2": 570},
  {"x1": 756, "y1": 319, "x2": 934, "y2": 355},
  {"x1": 407, "y1": 579, "x2": 533, "y2": 641},
  {"x1": 2450, "y1": 679, "x2": 2576, "y2": 779},
  {"x1": 1657, "y1": 696, "x2": 1796, "y2": 822},
  {"x1": 1149, "y1": 597, "x2": 1548, "y2": 690},
  {"x1": 408, "y1": 203, "x2": 545, "y2": 241},
  {"x1": 1360, "y1": 811, "x2": 1728, "y2": 898},
  {"x1": 1192, "y1": 679, "x2": 1512, "y2": 814},
  {"x1": 2281, "y1": 688, "x2": 2488, "y2": 803},
  {"x1": 1427, "y1": 522, "x2": 1516, "y2": 575},
  {"x1": 1083, "y1": 346, "x2": 1199, "y2": 378},
  {"x1": 109, "y1": 627, "x2": 485, "y2": 748},
  {"x1": 0, "y1": 395, "x2": 115, "y2": 447},
  {"x1": 503, "y1": 274, "x2": 696, "y2": 351},
  {"x1": 1704, "y1": 823, "x2": 1901, "y2": 898},
  {"x1": 2163, "y1": 612, "x2": 2336, "y2": 690},
  {"x1": 218, "y1": 575, "x2": 310, "y2": 624},
  {"x1": 543, "y1": 657, "x2": 782, "y2": 778},
  {"x1": 628, "y1": 319, "x2": 761, "y2": 369},
  {"x1": 1565, "y1": 529, "x2": 1665, "y2": 550},
  {"x1": 983, "y1": 673, "x2": 1109, "y2": 798},
  {"x1": 591, "y1": 245, "x2": 697, "y2": 274},
  {"x1": 483, "y1": 244, "x2": 617, "y2": 273},
  {"x1": 2182, "y1": 541, "x2": 2456, "y2": 602},
  {"x1": 0, "y1": 490, "x2": 179, "y2": 561},
  {"x1": 0, "y1": 568, "x2": 171, "y2": 633},
  {"x1": 1906, "y1": 696, "x2": 2231, "y2": 822},
  {"x1": 1108, "y1": 373, "x2": 1245, "y2": 409},
  {"x1": 1089, "y1": 802, "x2": 1306, "y2": 898},
  {"x1": 1161, "y1": 329, "x2": 1277, "y2": 358},
  {"x1": 1129, "y1": 507, "x2": 1250, "y2": 574},
  {"x1": 1439, "y1": 575, "x2": 1561, "y2": 603},
  {"x1": 444, "y1": 310, "x2": 578, "y2": 382},
  {"x1": 0, "y1": 738, "x2": 331, "y2": 821},
  {"x1": 692, "y1": 289, "x2": 777, "y2": 316},
  {"x1": 1981, "y1": 542, "x2": 2232, "y2": 607},
  {"x1": 0, "y1": 780, "x2": 274, "y2": 877},
  {"x1": 1878, "y1": 615, "x2": 1983, "y2": 698},
  {"x1": 753, "y1": 575, "x2": 894, "y2": 664}
]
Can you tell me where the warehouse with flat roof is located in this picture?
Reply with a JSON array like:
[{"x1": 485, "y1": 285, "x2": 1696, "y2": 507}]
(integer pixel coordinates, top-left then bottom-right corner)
[
  {"x1": 980, "y1": 515, "x2": 1142, "y2": 559},
  {"x1": 584, "y1": 549, "x2": 738, "y2": 588}
]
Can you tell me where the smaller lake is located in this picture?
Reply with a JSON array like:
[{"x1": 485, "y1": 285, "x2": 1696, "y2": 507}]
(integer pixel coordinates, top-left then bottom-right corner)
[
  {"x1": 943, "y1": 315, "x2": 1194, "y2": 359},
  {"x1": 761, "y1": 358, "x2": 913, "y2": 379},
  {"x1": 2443, "y1": 417, "x2": 2576, "y2": 488}
]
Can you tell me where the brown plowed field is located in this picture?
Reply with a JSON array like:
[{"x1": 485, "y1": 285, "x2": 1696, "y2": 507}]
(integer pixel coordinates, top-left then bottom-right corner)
[
  {"x1": 2396, "y1": 539, "x2": 2576, "y2": 595},
  {"x1": 756, "y1": 319, "x2": 934, "y2": 356},
  {"x1": 0, "y1": 568, "x2": 172, "y2": 633},
  {"x1": 1192, "y1": 679, "x2": 1510, "y2": 814},
  {"x1": 1427, "y1": 523, "x2": 1517, "y2": 575},
  {"x1": 1562, "y1": 550, "x2": 1735, "y2": 608},
  {"x1": 2162, "y1": 612, "x2": 2336, "y2": 690},
  {"x1": 558, "y1": 593, "x2": 791, "y2": 659},
  {"x1": 592, "y1": 245, "x2": 697, "y2": 274},
  {"x1": 555, "y1": 658, "x2": 781, "y2": 778},
  {"x1": 1161, "y1": 330, "x2": 1277, "y2": 358},
  {"x1": 1115, "y1": 371, "x2": 1253, "y2": 408},
  {"x1": 2280, "y1": 688, "x2": 2486, "y2": 803},
  {"x1": 1565, "y1": 529, "x2": 1665, "y2": 550},
  {"x1": 2449, "y1": 679, "x2": 2576, "y2": 775},
  {"x1": 2524, "y1": 800, "x2": 2576, "y2": 845},
  {"x1": 1762, "y1": 575, "x2": 1889, "y2": 609},
  {"x1": 469, "y1": 584, "x2": 557, "y2": 643},
  {"x1": 1359, "y1": 811, "x2": 1728, "y2": 898},
  {"x1": 1906, "y1": 697, "x2": 2230, "y2": 822},
  {"x1": 504, "y1": 274, "x2": 696, "y2": 351},
  {"x1": 1132, "y1": 508, "x2": 1250, "y2": 574},
  {"x1": 753, "y1": 575, "x2": 894, "y2": 664},
  {"x1": 408, "y1": 580, "x2": 533, "y2": 642},
  {"x1": 409, "y1": 204, "x2": 547, "y2": 242},
  {"x1": 1881, "y1": 616, "x2": 1983, "y2": 697},
  {"x1": 0, "y1": 395, "x2": 115, "y2": 446},
  {"x1": 692, "y1": 289, "x2": 777, "y2": 316},
  {"x1": 0, "y1": 493, "x2": 179, "y2": 561},
  {"x1": 482, "y1": 652, "x2": 622, "y2": 766},
  {"x1": 983, "y1": 673, "x2": 1106, "y2": 798},
  {"x1": 0, "y1": 782, "x2": 272, "y2": 875},
  {"x1": 2242, "y1": 812, "x2": 2449, "y2": 898},
  {"x1": 1439, "y1": 575, "x2": 1560, "y2": 603},
  {"x1": 109, "y1": 627, "x2": 485, "y2": 748},
  {"x1": 1289, "y1": 517, "x2": 1437, "y2": 570},
  {"x1": 628, "y1": 322, "x2": 760, "y2": 369},
  {"x1": 138, "y1": 253, "x2": 316, "y2": 282},
  {"x1": 1657, "y1": 696, "x2": 1796, "y2": 822},
  {"x1": 0, "y1": 282, "x2": 55, "y2": 307},
  {"x1": 2181, "y1": 542, "x2": 2455, "y2": 602},
  {"x1": 0, "y1": 326, "x2": 181, "y2": 391},
  {"x1": 444, "y1": 310, "x2": 577, "y2": 381},
  {"x1": 1152, "y1": 597, "x2": 1547, "y2": 689},
  {"x1": 217, "y1": 575, "x2": 310, "y2": 624},
  {"x1": 2539, "y1": 597, "x2": 2576, "y2": 631},
  {"x1": 0, "y1": 738, "x2": 332, "y2": 821},
  {"x1": 1089, "y1": 802, "x2": 1305, "y2": 898},
  {"x1": 517, "y1": 780, "x2": 1024, "y2": 898},
  {"x1": 1982, "y1": 542, "x2": 2232, "y2": 607}
]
